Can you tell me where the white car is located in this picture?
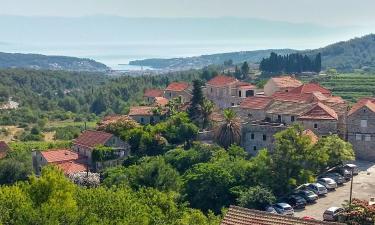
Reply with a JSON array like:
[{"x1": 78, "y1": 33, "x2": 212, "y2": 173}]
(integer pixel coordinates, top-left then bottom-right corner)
[
  {"x1": 318, "y1": 178, "x2": 337, "y2": 191},
  {"x1": 323, "y1": 207, "x2": 344, "y2": 221},
  {"x1": 273, "y1": 203, "x2": 294, "y2": 216},
  {"x1": 307, "y1": 183, "x2": 327, "y2": 196}
]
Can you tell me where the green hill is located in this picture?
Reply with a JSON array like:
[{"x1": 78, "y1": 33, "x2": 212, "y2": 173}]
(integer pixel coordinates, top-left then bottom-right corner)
[{"x1": 0, "y1": 52, "x2": 109, "y2": 72}]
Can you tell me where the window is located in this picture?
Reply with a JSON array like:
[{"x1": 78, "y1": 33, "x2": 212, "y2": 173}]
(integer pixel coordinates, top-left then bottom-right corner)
[
  {"x1": 251, "y1": 133, "x2": 255, "y2": 140},
  {"x1": 277, "y1": 115, "x2": 282, "y2": 122},
  {"x1": 291, "y1": 116, "x2": 295, "y2": 122},
  {"x1": 356, "y1": 134, "x2": 362, "y2": 141},
  {"x1": 140, "y1": 117, "x2": 144, "y2": 123},
  {"x1": 263, "y1": 135, "x2": 267, "y2": 141},
  {"x1": 169, "y1": 92, "x2": 172, "y2": 97},
  {"x1": 231, "y1": 103, "x2": 235, "y2": 106},
  {"x1": 248, "y1": 113, "x2": 252, "y2": 118},
  {"x1": 361, "y1": 120, "x2": 367, "y2": 128},
  {"x1": 238, "y1": 91, "x2": 242, "y2": 97},
  {"x1": 365, "y1": 134, "x2": 371, "y2": 142},
  {"x1": 314, "y1": 123, "x2": 318, "y2": 129},
  {"x1": 210, "y1": 88, "x2": 213, "y2": 93},
  {"x1": 253, "y1": 146, "x2": 257, "y2": 151}
]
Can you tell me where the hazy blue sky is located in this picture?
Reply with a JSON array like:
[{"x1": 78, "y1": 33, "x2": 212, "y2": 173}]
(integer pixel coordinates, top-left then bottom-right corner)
[{"x1": 1, "y1": 0, "x2": 375, "y2": 26}]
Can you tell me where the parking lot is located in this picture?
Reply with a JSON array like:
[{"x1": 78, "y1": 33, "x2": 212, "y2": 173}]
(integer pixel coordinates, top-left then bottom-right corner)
[{"x1": 294, "y1": 161, "x2": 375, "y2": 220}]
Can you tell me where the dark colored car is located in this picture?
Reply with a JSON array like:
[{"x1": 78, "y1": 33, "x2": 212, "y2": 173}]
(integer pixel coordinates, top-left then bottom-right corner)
[
  {"x1": 332, "y1": 167, "x2": 351, "y2": 181},
  {"x1": 295, "y1": 190, "x2": 318, "y2": 203},
  {"x1": 286, "y1": 195, "x2": 307, "y2": 209},
  {"x1": 320, "y1": 173, "x2": 345, "y2": 185}
]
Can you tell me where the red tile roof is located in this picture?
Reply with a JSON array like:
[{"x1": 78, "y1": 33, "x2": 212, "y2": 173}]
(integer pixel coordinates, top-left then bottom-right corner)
[
  {"x1": 303, "y1": 129, "x2": 319, "y2": 144},
  {"x1": 299, "y1": 102, "x2": 338, "y2": 120},
  {"x1": 272, "y1": 92, "x2": 313, "y2": 103},
  {"x1": 165, "y1": 82, "x2": 190, "y2": 91},
  {"x1": 129, "y1": 106, "x2": 154, "y2": 116},
  {"x1": 41, "y1": 149, "x2": 81, "y2": 163},
  {"x1": 56, "y1": 161, "x2": 87, "y2": 175},
  {"x1": 221, "y1": 205, "x2": 343, "y2": 225},
  {"x1": 73, "y1": 130, "x2": 113, "y2": 148},
  {"x1": 348, "y1": 98, "x2": 375, "y2": 116},
  {"x1": 240, "y1": 96, "x2": 273, "y2": 110},
  {"x1": 154, "y1": 97, "x2": 169, "y2": 107},
  {"x1": 270, "y1": 76, "x2": 303, "y2": 88},
  {"x1": 207, "y1": 75, "x2": 238, "y2": 87},
  {"x1": 144, "y1": 89, "x2": 164, "y2": 98},
  {"x1": 289, "y1": 83, "x2": 331, "y2": 96},
  {"x1": 0, "y1": 141, "x2": 9, "y2": 159},
  {"x1": 236, "y1": 81, "x2": 256, "y2": 89}
]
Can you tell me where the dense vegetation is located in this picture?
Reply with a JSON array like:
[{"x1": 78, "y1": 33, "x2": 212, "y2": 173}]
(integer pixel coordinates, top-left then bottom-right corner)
[
  {"x1": 0, "y1": 52, "x2": 109, "y2": 72},
  {"x1": 259, "y1": 52, "x2": 321, "y2": 74}
]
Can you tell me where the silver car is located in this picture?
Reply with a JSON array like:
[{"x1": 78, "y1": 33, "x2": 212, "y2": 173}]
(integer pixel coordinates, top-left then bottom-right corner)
[
  {"x1": 323, "y1": 207, "x2": 344, "y2": 221},
  {"x1": 318, "y1": 178, "x2": 337, "y2": 191},
  {"x1": 307, "y1": 183, "x2": 328, "y2": 195},
  {"x1": 273, "y1": 203, "x2": 294, "y2": 216}
]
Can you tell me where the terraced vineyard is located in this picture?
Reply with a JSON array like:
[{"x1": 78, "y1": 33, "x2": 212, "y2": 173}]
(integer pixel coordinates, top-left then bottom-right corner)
[{"x1": 307, "y1": 73, "x2": 375, "y2": 103}]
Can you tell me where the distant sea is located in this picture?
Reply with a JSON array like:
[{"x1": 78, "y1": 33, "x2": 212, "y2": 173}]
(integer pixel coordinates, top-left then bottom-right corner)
[{"x1": 0, "y1": 39, "x2": 323, "y2": 71}]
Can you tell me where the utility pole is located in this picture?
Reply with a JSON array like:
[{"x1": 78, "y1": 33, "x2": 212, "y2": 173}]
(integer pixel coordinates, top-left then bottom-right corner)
[{"x1": 349, "y1": 168, "x2": 354, "y2": 211}]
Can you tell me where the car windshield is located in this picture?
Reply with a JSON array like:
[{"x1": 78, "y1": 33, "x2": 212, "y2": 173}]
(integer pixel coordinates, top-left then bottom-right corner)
[
  {"x1": 318, "y1": 187, "x2": 326, "y2": 191},
  {"x1": 284, "y1": 206, "x2": 293, "y2": 210}
]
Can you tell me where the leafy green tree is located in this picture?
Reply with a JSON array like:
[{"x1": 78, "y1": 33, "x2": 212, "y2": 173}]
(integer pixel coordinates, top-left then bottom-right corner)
[
  {"x1": 241, "y1": 62, "x2": 250, "y2": 79},
  {"x1": 183, "y1": 162, "x2": 235, "y2": 213},
  {"x1": 188, "y1": 80, "x2": 204, "y2": 123},
  {"x1": 311, "y1": 135, "x2": 355, "y2": 172},
  {"x1": 214, "y1": 109, "x2": 241, "y2": 149},
  {"x1": 201, "y1": 99, "x2": 214, "y2": 129},
  {"x1": 237, "y1": 186, "x2": 276, "y2": 210}
]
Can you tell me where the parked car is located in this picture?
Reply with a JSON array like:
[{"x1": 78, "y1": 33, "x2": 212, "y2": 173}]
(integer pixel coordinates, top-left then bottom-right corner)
[
  {"x1": 321, "y1": 173, "x2": 345, "y2": 185},
  {"x1": 318, "y1": 178, "x2": 337, "y2": 191},
  {"x1": 307, "y1": 183, "x2": 327, "y2": 196},
  {"x1": 343, "y1": 164, "x2": 359, "y2": 175},
  {"x1": 265, "y1": 206, "x2": 278, "y2": 214},
  {"x1": 295, "y1": 190, "x2": 318, "y2": 203},
  {"x1": 273, "y1": 203, "x2": 294, "y2": 216},
  {"x1": 332, "y1": 167, "x2": 351, "y2": 181},
  {"x1": 323, "y1": 207, "x2": 344, "y2": 221},
  {"x1": 285, "y1": 195, "x2": 307, "y2": 209}
]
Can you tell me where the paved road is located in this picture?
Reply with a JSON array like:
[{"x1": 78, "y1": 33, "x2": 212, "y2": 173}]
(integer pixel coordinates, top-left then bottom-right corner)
[{"x1": 294, "y1": 161, "x2": 375, "y2": 220}]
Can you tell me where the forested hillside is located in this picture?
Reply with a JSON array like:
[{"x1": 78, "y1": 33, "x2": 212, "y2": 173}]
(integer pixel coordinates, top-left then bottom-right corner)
[
  {"x1": 131, "y1": 34, "x2": 375, "y2": 72},
  {"x1": 0, "y1": 52, "x2": 109, "y2": 72},
  {"x1": 305, "y1": 34, "x2": 375, "y2": 72}
]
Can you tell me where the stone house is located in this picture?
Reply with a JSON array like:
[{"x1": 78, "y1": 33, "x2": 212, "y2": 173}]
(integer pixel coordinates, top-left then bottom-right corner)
[
  {"x1": 32, "y1": 149, "x2": 87, "y2": 176},
  {"x1": 263, "y1": 76, "x2": 303, "y2": 96},
  {"x1": 143, "y1": 89, "x2": 164, "y2": 104},
  {"x1": 205, "y1": 75, "x2": 257, "y2": 108},
  {"x1": 128, "y1": 106, "x2": 166, "y2": 125},
  {"x1": 297, "y1": 102, "x2": 339, "y2": 137},
  {"x1": 265, "y1": 101, "x2": 314, "y2": 125},
  {"x1": 164, "y1": 82, "x2": 192, "y2": 103},
  {"x1": 347, "y1": 98, "x2": 375, "y2": 161},
  {"x1": 241, "y1": 121, "x2": 286, "y2": 155},
  {"x1": 72, "y1": 130, "x2": 130, "y2": 169},
  {"x1": 237, "y1": 96, "x2": 273, "y2": 121}
]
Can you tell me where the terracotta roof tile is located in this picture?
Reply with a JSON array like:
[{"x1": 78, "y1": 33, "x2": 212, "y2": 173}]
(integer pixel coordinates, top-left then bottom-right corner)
[
  {"x1": 270, "y1": 76, "x2": 303, "y2": 88},
  {"x1": 240, "y1": 96, "x2": 273, "y2": 110},
  {"x1": 207, "y1": 75, "x2": 238, "y2": 87},
  {"x1": 348, "y1": 98, "x2": 375, "y2": 116},
  {"x1": 56, "y1": 161, "x2": 87, "y2": 175},
  {"x1": 236, "y1": 81, "x2": 256, "y2": 89},
  {"x1": 144, "y1": 89, "x2": 164, "y2": 98},
  {"x1": 41, "y1": 149, "x2": 82, "y2": 163},
  {"x1": 0, "y1": 141, "x2": 9, "y2": 159},
  {"x1": 303, "y1": 129, "x2": 319, "y2": 144},
  {"x1": 73, "y1": 130, "x2": 113, "y2": 148},
  {"x1": 266, "y1": 101, "x2": 314, "y2": 116},
  {"x1": 165, "y1": 82, "x2": 190, "y2": 91},
  {"x1": 299, "y1": 102, "x2": 338, "y2": 120},
  {"x1": 272, "y1": 92, "x2": 314, "y2": 103},
  {"x1": 154, "y1": 97, "x2": 169, "y2": 107},
  {"x1": 221, "y1": 205, "x2": 344, "y2": 225},
  {"x1": 289, "y1": 83, "x2": 331, "y2": 96},
  {"x1": 129, "y1": 106, "x2": 154, "y2": 116}
]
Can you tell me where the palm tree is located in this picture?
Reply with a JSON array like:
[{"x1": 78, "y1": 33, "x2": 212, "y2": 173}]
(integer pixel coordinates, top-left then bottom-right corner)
[
  {"x1": 201, "y1": 99, "x2": 214, "y2": 130},
  {"x1": 214, "y1": 109, "x2": 241, "y2": 149}
]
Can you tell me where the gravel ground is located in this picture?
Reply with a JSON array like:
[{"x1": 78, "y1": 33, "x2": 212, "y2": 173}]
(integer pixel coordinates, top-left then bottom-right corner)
[{"x1": 294, "y1": 161, "x2": 375, "y2": 220}]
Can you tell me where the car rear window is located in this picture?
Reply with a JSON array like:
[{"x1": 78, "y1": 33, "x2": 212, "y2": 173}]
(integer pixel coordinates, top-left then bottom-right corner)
[
  {"x1": 318, "y1": 187, "x2": 325, "y2": 191},
  {"x1": 284, "y1": 207, "x2": 292, "y2": 210}
]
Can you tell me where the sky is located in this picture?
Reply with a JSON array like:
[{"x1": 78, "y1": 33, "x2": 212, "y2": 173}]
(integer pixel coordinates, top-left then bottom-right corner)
[{"x1": 1, "y1": 0, "x2": 375, "y2": 26}]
